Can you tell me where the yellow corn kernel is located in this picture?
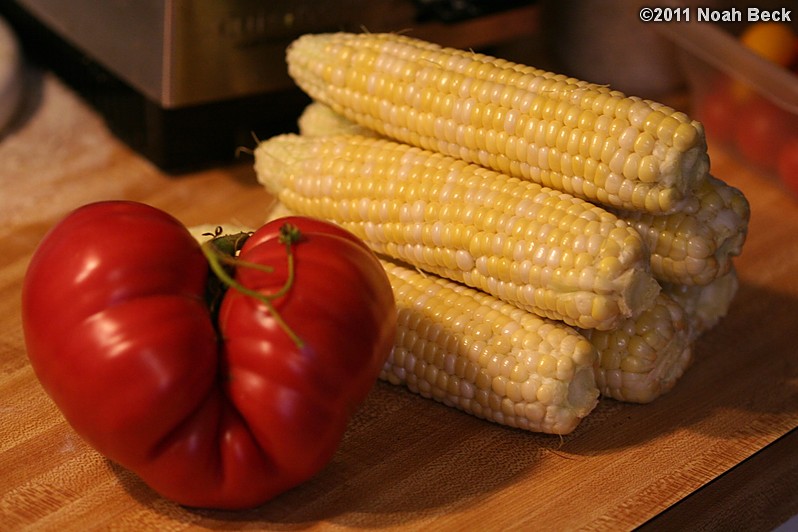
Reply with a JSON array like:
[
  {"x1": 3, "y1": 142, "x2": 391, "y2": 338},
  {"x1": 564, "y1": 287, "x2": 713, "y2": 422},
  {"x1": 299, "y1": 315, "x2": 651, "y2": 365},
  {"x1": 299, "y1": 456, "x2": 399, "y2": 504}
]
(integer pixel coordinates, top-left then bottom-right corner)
[
  {"x1": 581, "y1": 292, "x2": 692, "y2": 404},
  {"x1": 286, "y1": 32, "x2": 709, "y2": 214},
  {"x1": 614, "y1": 176, "x2": 750, "y2": 285},
  {"x1": 255, "y1": 133, "x2": 661, "y2": 330},
  {"x1": 381, "y1": 259, "x2": 598, "y2": 435}
]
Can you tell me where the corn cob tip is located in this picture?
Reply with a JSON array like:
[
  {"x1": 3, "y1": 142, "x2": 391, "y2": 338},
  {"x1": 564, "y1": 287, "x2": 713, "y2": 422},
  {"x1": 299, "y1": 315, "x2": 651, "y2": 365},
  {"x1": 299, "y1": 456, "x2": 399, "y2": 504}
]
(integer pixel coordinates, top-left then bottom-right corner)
[
  {"x1": 618, "y1": 267, "x2": 661, "y2": 319},
  {"x1": 663, "y1": 266, "x2": 739, "y2": 340},
  {"x1": 616, "y1": 175, "x2": 750, "y2": 286},
  {"x1": 584, "y1": 292, "x2": 692, "y2": 403}
]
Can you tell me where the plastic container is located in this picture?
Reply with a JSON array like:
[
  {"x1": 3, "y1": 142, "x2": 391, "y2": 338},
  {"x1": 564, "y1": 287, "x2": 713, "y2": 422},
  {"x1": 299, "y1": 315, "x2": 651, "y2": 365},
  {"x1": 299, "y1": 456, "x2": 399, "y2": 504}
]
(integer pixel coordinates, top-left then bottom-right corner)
[{"x1": 655, "y1": 21, "x2": 798, "y2": 197}]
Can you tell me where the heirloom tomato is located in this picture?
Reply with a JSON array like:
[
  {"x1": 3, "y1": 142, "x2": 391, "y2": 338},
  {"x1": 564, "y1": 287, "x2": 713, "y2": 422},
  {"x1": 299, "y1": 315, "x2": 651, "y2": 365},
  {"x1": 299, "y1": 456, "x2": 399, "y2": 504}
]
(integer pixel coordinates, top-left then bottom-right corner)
[{"x1": 21, "y1": 201, "x2": 397, "y2": 509}]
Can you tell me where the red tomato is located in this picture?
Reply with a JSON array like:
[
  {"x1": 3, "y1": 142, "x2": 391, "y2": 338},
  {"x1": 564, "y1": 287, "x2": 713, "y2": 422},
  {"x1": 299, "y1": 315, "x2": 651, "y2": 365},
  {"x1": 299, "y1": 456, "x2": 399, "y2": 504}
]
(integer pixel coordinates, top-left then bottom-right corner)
[
  {"x1": 734, "y1": 96, "x2": 794, "y2": 170},
  {"x1": 777, "y1": 137, "x2": 798, "y2": 197},
  {"x1": 696, "y1": 78, "x2": 740, "y2": 145},
  {"x1": 22, "y1": 201, "x2": 397, "y2": 509}
]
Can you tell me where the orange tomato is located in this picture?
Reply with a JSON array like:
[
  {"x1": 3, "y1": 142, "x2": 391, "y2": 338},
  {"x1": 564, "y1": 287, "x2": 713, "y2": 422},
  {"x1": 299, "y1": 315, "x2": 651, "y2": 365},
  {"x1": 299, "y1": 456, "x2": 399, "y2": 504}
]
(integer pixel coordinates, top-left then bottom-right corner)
[{"x1": 740, "y1": 22, "x2": 798, "y2": 67}]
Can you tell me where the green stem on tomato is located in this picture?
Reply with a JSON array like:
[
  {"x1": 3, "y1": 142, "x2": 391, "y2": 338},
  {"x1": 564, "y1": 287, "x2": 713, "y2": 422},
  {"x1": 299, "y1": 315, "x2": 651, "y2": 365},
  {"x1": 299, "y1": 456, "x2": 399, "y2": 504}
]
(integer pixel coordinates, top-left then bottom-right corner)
[
  {"x1": 215, "y1": 253, "x2": 275, "y2": 275},
  {"x1": 202, "y1": 229, "x2": 250, "y2": 256},
  {"x1": 201, "y1": 226, "x2": 304, "y2": 349},
  {"x1": 268, "y1": 223, "x2": 302, "y2": 300}
]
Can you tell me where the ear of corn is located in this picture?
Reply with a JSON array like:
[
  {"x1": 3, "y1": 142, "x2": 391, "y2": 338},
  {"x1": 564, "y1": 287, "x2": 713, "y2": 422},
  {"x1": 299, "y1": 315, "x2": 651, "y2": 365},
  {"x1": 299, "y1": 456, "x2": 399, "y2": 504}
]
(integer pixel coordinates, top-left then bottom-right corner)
[
  {"x1": 585, "y1": 268, "x2": 740, "y2": 404},
  {"x1": 293, "y1": 103, "x2": 748, "y2": 288},
  {"x1": 381, "y1": 258, "x2": 599, "y2": 435},
  {"x1": 615, "y1": 177, "x2": 749, "y2": 285},
  {"x1": 298, "y1": 101, "x2": 380, "y2": 138},
  {"x1": 255, "y1": 133, "x2": 661, "y2": 331},
  {"x1": 285, "y1": 32, "x2": 709, "y2": 214},
  {"x1": 581, "y1": 292, "x2": 691, "y2": 404},
  {"x1": 662, "y1": 266, "x2": 739, "y2": 341}
]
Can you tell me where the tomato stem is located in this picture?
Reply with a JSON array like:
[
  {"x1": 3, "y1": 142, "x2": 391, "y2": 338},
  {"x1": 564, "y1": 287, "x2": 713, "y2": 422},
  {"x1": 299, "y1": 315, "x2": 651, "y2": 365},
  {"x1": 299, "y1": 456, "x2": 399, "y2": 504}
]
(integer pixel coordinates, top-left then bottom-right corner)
[
  {"x1": 268, "y1": 223, "x2": 302, "y2": 300},
  {"x1": 201, "y1": 226, "x2": 304, "y2": 349}
]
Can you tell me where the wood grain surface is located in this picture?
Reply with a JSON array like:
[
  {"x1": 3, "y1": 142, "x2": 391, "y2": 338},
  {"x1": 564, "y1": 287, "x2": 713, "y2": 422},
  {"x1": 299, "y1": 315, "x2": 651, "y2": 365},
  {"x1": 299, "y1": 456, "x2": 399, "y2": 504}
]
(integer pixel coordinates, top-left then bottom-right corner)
[{"x1": 1, "y1": 72, "x2": 797, "y2": 531}]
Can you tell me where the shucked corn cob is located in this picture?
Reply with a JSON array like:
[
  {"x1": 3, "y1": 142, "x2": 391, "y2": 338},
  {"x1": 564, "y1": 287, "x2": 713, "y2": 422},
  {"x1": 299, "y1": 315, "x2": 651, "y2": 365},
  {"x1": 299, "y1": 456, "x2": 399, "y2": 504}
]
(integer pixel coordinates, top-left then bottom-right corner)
[
  {"x1": 582, "y1": 292, "x2": 691, "y2": 403},
  {"x1": 585, "y1": 267, "x2": 740, "y2": 403},
  {"x1": 286, "y1": 32, "x2": 709, "y2": 214},
  {"x1": 381, "y1": 259, "x2": 599, "y2": 435},
  {"x1": 663, "y1": 266, "x2": 739, "y2": 341},
  {"x1": 255, "y1": 133, "x2": 661, "y2": 330},
  {"x1": 298, "y1": 101, "x2": 380, "y2": 138},
  {"x1": 615, "y1": 177, "x2": 749, "y2": 285},
  {"x1": 295, "y1": 102, "x2": 748, "y2": 287}
]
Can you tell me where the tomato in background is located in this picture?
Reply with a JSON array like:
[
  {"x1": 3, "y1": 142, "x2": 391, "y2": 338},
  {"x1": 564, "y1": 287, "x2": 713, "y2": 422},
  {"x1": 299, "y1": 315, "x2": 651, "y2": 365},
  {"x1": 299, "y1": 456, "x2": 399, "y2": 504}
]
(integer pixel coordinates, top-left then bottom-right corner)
[
  {"x1": 734, "y1": 96, "x2": 793, "y2": 171},
  {"x1": 696, "y1": 79, "x2": 741, "y2": 145},
  {"x1": 739, "y1": 22, "x2": 798, "y2": 68},
  {"x1": 777, "y1": 138, "x2": 798, "y2": 197}
]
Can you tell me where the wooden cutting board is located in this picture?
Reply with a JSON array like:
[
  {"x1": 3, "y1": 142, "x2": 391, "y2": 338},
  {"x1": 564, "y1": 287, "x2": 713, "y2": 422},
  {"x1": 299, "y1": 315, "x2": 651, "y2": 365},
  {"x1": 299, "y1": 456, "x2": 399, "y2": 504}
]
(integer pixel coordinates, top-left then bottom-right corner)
[{"x1": 1, "y1": 74, "x2": 796, "y2": 531}]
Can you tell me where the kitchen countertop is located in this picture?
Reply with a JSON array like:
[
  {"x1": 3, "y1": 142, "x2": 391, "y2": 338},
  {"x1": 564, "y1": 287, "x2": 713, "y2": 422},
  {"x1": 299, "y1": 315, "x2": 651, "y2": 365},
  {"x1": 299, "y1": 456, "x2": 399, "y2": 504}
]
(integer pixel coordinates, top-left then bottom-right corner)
[{"x1": 1, "y1": 71, "x2": 797, "y2": 531}]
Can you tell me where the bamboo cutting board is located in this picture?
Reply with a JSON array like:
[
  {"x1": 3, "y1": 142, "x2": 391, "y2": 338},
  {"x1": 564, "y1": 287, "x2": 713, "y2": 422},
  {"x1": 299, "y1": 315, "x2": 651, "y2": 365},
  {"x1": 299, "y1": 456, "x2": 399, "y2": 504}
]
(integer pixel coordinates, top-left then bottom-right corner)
[{"x1": 1, "y1": 74, "x2": 797, "y2": 531}]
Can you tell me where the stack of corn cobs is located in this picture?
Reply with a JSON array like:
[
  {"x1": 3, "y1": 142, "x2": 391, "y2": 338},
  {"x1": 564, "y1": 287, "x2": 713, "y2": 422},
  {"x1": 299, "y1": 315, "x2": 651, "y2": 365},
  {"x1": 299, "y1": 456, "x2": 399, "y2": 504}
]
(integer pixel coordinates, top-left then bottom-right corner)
[{"x1": 254, "y1": 32, "x2": 750, "y2": 436}]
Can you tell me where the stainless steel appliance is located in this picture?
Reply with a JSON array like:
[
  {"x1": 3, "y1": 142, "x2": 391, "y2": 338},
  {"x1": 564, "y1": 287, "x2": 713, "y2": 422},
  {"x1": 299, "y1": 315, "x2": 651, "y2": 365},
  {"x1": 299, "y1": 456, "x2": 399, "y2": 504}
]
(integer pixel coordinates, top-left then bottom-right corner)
[{"x1": 1, "y1": 1, "x2": 539, "y2": 170}]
